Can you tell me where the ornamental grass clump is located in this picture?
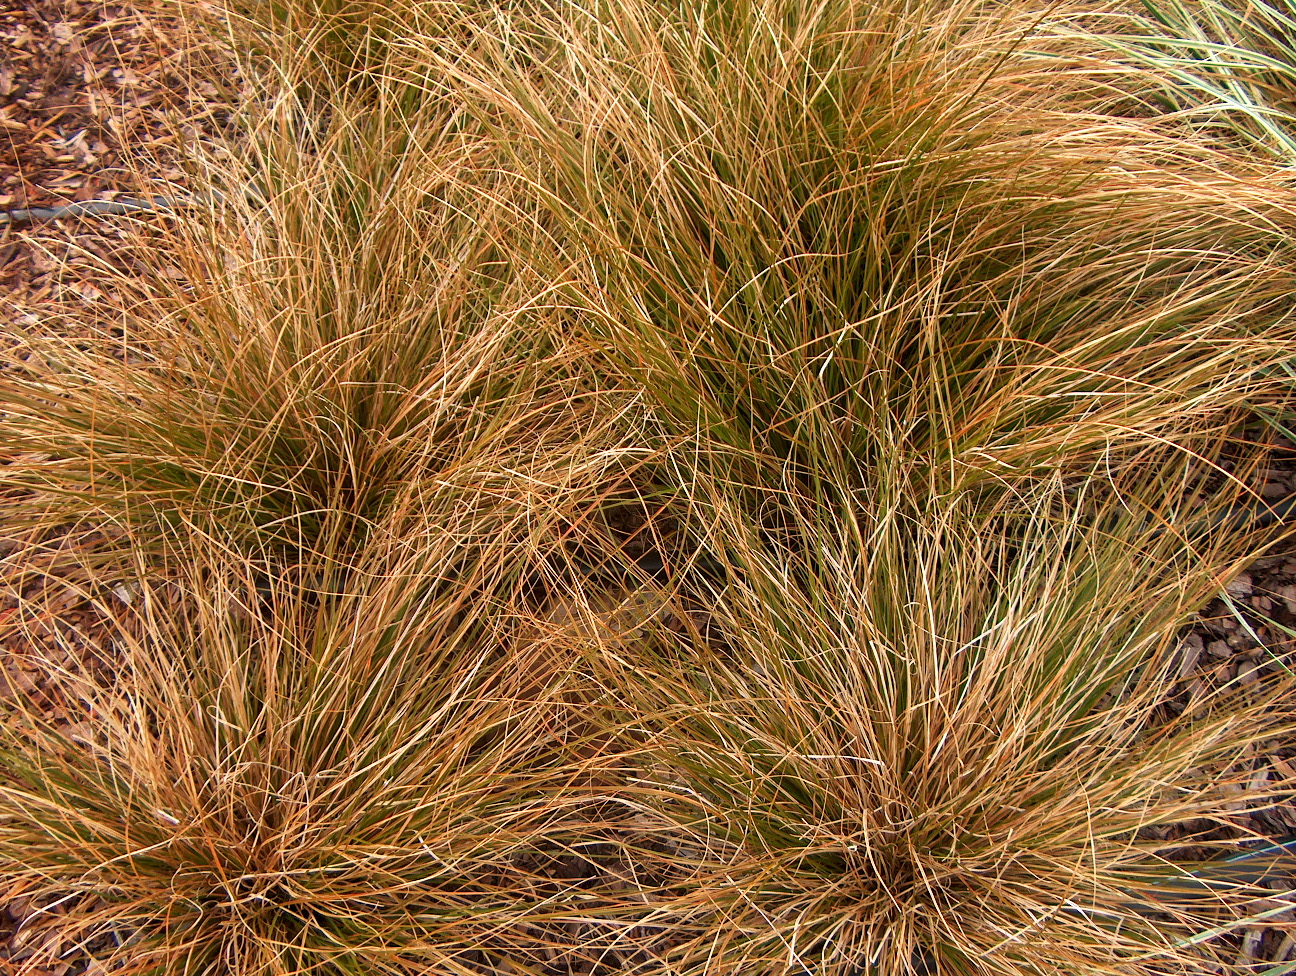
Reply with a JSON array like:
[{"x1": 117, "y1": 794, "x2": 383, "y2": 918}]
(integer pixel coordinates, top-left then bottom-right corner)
[
  {"x1": 0, "y1": 481, "x2": 663, "y2": 976},
  {"x1": 585, "y1": 454, "x2": 1296, "y2": 976},
  {"x1": 0, "y1": 72, "x2": 593, "y2": 574},
  {"x1": 440, "y1": 0, "x2": 1296, "y2": 517}
]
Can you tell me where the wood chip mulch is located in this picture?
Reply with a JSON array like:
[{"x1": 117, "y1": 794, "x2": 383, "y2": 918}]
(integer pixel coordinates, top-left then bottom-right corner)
[{"x1": 2, "y1": 0, "x2": 238, "y2": 323}]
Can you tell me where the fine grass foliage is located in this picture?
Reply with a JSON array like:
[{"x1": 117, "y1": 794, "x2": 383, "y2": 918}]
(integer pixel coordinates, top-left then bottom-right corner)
[
  {"x1": 586, "y1": 459, "x2": 1296, "y2": 976},
  {"x1": 3, "y1": 0, "x2": 1296, "y2": 973},
  {"x1": 1045, "y1": 0, "x2": 1296, "y2": 161},
  {"x1": 0, "y1": 488, "x2": 660, "y2": 976},
  {"x1": 0, "y1": 73, "x2": 600, "y2": 573},
  {"x1": 439, "y1": 0, "x2": 1296, "y2": 516}
]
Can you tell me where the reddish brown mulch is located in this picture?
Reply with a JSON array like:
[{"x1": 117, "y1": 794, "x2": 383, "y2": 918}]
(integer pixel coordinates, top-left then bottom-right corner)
[
  {"x1": 1, "y1": 0, "x2": 234, "y2": 210},
  {"x1": 1, "y1": 0, "x2": 237, "y2": 321}
]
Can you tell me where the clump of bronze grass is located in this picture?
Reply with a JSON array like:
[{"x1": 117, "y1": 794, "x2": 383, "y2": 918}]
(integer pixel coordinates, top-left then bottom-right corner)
[
  {"x1": 0, "y1": 59, "x2": 595, "y2": 578},
  {"x1": 0, "y1": 486, "x2": 665, "y2": 976},
  {"x1": 439, "y1": 0, "x2": 1296, "y2": 514},
  {"x1": 575, "y1": 453, "x2": 1296, "y2": 976}
]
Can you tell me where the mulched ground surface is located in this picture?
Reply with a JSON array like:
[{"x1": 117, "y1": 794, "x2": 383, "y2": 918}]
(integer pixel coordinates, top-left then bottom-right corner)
[
  {"x1": 2, "y1": 0, "x2": 235, "y2": 319},
  {"x1": 2, "y1": 2, "x2": 1295, "y2": 972},
  {"x1": 0, "y1": 0, "x2": 232, "y2": 209}
]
